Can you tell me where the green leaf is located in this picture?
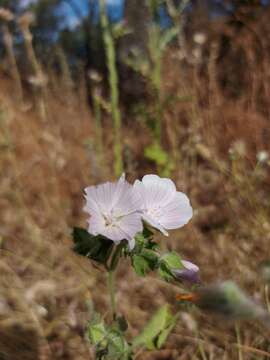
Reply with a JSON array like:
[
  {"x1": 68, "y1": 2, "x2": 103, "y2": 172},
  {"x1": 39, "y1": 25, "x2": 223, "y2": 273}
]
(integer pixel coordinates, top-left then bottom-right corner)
[
  {"x1": 134, "y1": 232, "x2": 146, "y2": 247},
  {"x1": 158, "y1": 262, "x2": 174, "y2": 281},
  {"x1": 132, "y1": 248, "x2": 160, "y2": 276},
  {"x1": 158, "y1": 252, "x2": 183, "y2": 282},
  {"x1": 132, "y1": 255, "x2": 150, "y2": 276},
  {"x1": 144, "y1": 143, "x2": 175, "y2": 177},
  {"x1": 107, "y1": 330, "x2": 131, "y2": 359},
  {"x1": 141, "y1": 249, "x2": 159, "y2": 270},
  {"x1": 156, "y1": 315, "x2": 178, "y2": 349},
  {"x1": 88, "y1": 317, "x2": 131, "y2": 359},
  {"x1": 72, "y1": 227, "x2": 114, "y2": 265},
  {"x1": 144, "y1": 143, "x2": 168, "y2": 166},
  {"x1": 133, "y1": 228, "x2": 156, "y2": 253},
  {"x1": 88, "y1": 322, "x2": 107, "y2": 346},
  {"x1": 133, "y1": 304, "x2": 177, "y2": 350},
  {"x1": 162, "y1": 252, "x2": 183, "y2": 269}
]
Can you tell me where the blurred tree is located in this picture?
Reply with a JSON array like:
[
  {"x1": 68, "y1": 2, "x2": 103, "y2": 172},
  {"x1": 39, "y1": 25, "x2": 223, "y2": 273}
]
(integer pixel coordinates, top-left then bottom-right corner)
[{"x1": 0, "y1": 0, "x2": 20, "y2": 13}]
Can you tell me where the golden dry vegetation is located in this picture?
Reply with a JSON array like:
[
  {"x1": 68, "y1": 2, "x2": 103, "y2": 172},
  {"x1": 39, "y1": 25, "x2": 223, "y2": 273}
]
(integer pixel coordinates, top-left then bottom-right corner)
[{"x1": 1, "y1": 6, "x2": 270, "y2": 359}]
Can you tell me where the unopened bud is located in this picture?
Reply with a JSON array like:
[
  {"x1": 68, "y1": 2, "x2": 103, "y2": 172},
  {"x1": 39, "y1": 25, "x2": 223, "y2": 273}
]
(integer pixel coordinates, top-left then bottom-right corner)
[{"x1": 173, "y1": 260, "x2": 200, "y2": 284}]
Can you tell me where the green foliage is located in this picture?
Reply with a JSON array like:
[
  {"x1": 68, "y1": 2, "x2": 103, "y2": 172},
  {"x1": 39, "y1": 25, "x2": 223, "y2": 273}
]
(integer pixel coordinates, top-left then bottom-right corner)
[
  {"x1": 132, "y1": 254, "x2": 151, "y2": 276},
  {"x1": 132, "y1": 304, "x2": 177, "y2": 350},
  {"x1": 159, "y1": 252, "x2": 183, "y2": 281},
  {"x1": 132, "y1": 247, "x2": 159, "y2": 276},
  {"x1": 88, "y1": 313, "x2": 131, "y2": 360},
  {"x1": 131, "y1": 229, "x2": 184, "y2": 283},
  {"x1": 73, "y1": 225, "x2": 186, "y2": 357},
  {"x1": 144, "y1": 143, "x2": 175, "y2": 177},
  {"x1": 131, "y1": 228, "x2": 159, "y2": 276},
  {"x1": 72, "y1": 227, "x2": 114, "y2": 266},
  {"x1": 161, "y1": 251, "x2": 183, "y2": 269}
]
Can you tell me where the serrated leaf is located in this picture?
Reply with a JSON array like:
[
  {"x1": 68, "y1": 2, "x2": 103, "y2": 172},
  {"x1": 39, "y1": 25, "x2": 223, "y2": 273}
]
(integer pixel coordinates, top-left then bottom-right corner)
[
  {"x1": 132, "y1": 304, "x2": 176, "y2": 350},
  {"x1": 88, "y1": 322, "x2": 107, "y2": 346},
  {"x1": 72, "y1": 227, "x2": 114, "y2": 265}
]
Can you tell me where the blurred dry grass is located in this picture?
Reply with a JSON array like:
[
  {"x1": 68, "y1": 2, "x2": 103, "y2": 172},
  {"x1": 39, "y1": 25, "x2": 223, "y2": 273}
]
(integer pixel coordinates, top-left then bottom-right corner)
[{"x1": 1, "y1": 11, "x2": 270, "y2": 359}]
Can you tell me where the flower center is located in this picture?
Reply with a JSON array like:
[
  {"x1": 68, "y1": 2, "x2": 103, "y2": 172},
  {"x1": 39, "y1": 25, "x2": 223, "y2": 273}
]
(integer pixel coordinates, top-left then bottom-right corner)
[{"x1": 102, "y1": 211, "x2": 123, "y2": 228}]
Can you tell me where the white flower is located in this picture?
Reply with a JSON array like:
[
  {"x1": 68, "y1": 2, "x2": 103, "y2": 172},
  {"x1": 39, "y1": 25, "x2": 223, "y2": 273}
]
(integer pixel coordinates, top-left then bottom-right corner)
[
  {"x1": 84, "y1": 174, "x2": 142, "y2": 250},
  {"x1": 134, "y1": 175, "x2": 193, "y2": 235}
]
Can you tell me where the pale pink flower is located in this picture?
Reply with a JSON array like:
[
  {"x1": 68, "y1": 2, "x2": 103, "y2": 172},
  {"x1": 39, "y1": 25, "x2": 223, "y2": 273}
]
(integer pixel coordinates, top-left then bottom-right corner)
[
  {"x1": 84, "y1": 174, "x2": 142, "y2": 250},
  {"x1": 134, "y1": 174, "x2": 193, "y2": 235}
]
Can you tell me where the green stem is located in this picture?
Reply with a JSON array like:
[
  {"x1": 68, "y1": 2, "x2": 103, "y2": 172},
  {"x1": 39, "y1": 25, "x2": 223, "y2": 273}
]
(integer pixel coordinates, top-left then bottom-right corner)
[
  {"x1": 265, "y1": 284, "x2": 270, "y2": 312},
  {"x1": 107, "y1": 270, "x2": 116, "y2": 319},
  {"x1": 99, "y1": 0, "x2": 123, "y2": 176}
]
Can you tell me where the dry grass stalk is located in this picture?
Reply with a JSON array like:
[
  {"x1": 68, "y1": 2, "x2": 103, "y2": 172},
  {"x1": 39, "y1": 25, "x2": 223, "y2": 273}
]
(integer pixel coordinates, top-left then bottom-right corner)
[
  {"x1": 1, "y1": 26, "x2": 24, "y2": 105},
  {"x1": 17, "y1": 12, "x2": 48, "y2": 121},
  {"x1": 0, "y1": 8, "x2": 23, "y2": 105}
]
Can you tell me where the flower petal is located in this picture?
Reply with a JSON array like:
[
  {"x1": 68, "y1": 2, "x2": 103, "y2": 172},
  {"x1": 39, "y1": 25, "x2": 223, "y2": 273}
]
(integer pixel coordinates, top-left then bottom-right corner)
[
  {"x1": 87, "y1": 212, "x2": 105, "y2": 236},
  {"x1": 159, "y1": 192, "x2": 193, "y2": 230},
  {"x1": 182, "y1": 260, "x2": 199, "y2": 272},
  {"x1": 173, "y1": 260, "x2": 200, "y2": 284},
  {"x1": 142, "y1": 213, "x2": 169, "y2": 236},
  {"x1": 127, "y1": 238, "x2": 135, "y2": 251},
  {"x1": 114, "y1": 183, "x2": 142, "y2": 216},
  {"x1": 84, "y1": 181, "x2": 116, "y2": 214},
  {"x1": 140, "y1": 174, "x2": 176, "y2": 208},
  {"x1": 117, "y1": 213, "x2": 143, "y2": 240}
]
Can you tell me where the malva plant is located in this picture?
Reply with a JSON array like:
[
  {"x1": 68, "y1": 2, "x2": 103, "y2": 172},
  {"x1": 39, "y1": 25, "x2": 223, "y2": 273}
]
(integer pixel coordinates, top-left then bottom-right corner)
[
  {"x1": 72, "y1": 174, "x2": 195, "y2": 359},
  {"x1": 72, "y1": 174, "x2": 270, "y2": 359}
]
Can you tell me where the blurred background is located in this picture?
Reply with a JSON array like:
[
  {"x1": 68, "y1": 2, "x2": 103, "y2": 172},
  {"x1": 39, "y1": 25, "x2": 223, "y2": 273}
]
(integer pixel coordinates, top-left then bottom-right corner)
[{"x1": 1, "y1": 0, "x2": 270, "y2": 359}]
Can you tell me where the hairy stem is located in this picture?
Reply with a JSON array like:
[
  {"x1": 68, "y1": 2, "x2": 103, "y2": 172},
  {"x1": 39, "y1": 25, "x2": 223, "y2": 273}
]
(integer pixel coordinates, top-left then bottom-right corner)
[{"x1": 107, "y1": 270, "x2": 116, "y2": 320}]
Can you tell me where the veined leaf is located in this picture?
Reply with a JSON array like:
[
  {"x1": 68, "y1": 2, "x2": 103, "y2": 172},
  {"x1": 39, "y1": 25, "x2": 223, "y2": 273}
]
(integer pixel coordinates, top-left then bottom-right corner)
[{"x1": 133, "y1": 304, "x2": 177, "y2": 350}]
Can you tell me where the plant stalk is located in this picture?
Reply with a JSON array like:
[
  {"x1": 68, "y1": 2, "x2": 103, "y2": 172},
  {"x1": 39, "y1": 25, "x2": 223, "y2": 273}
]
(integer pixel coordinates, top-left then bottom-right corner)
[
  {"x1": 99, "y1": 0, "x2": 123, "y2": 176},
  {"x1": 107, "y1": 270, "x2": 116, "y2": 320}
]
